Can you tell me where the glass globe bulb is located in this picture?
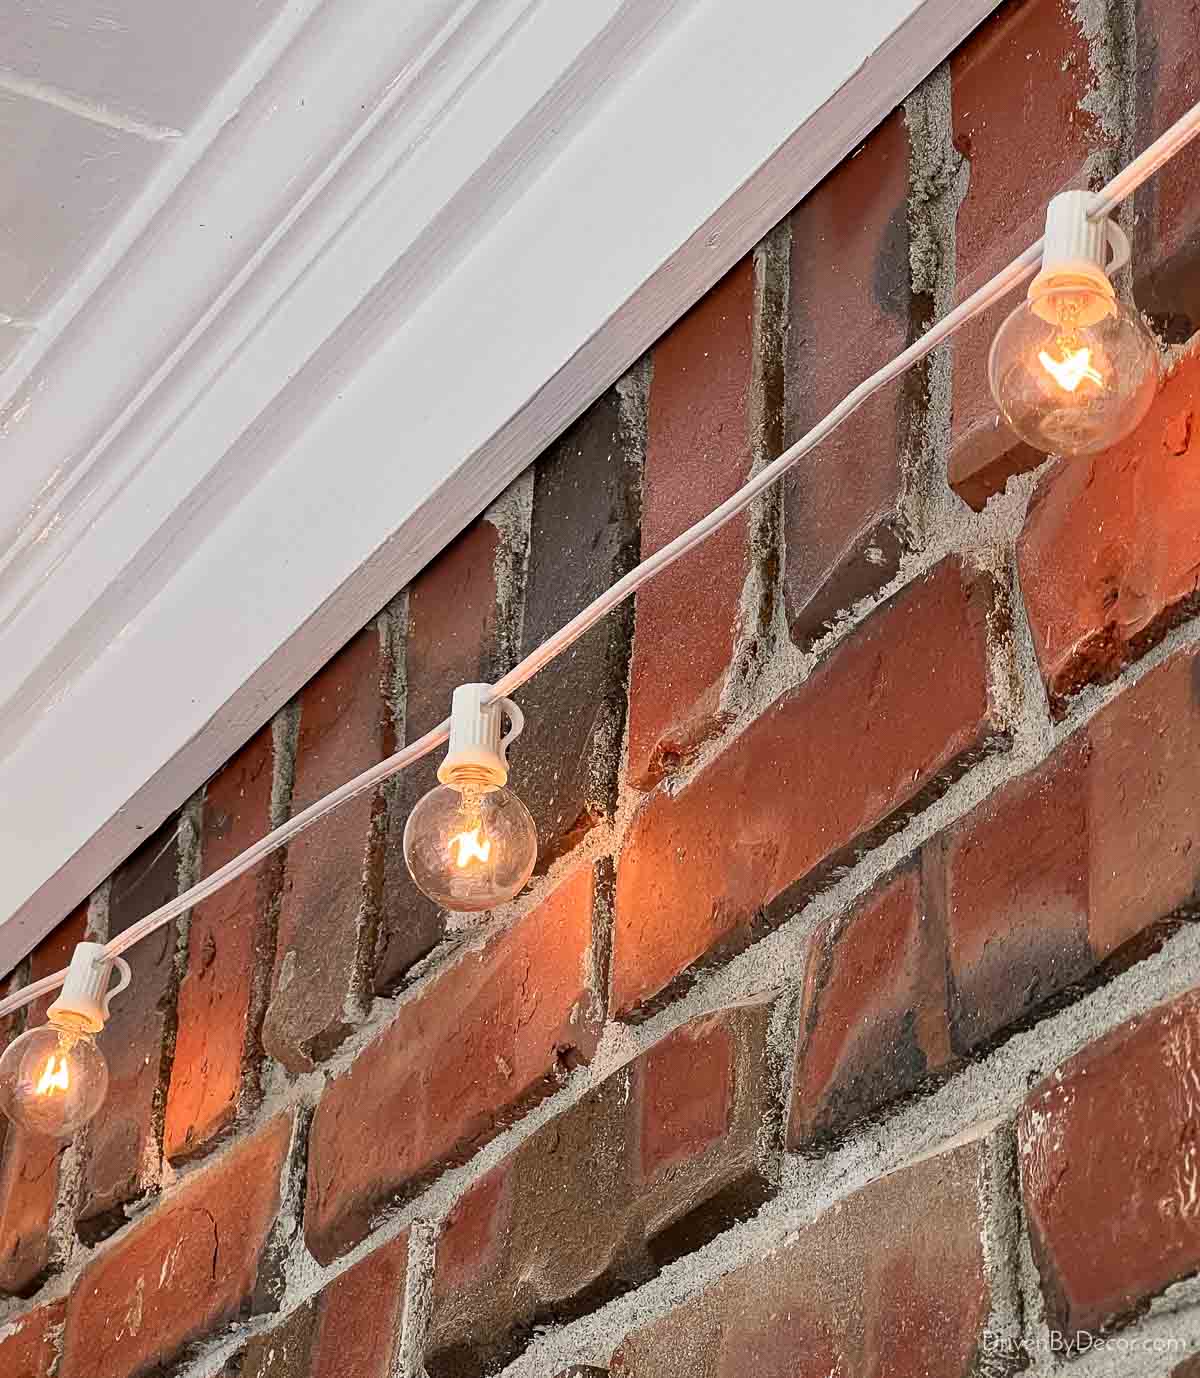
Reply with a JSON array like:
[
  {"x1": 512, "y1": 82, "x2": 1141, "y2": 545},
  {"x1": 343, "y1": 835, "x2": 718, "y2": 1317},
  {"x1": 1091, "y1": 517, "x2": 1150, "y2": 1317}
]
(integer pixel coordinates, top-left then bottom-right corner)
[
  {"x1": 0, "y1": 1020, "x2": 109, "y2": 1139},
  {"x1": 988, "y1": 286, "x2": 1158, "y2": 457},
  {"x1": 403, "y1": 780, "x2": 537, "y2": 911}
]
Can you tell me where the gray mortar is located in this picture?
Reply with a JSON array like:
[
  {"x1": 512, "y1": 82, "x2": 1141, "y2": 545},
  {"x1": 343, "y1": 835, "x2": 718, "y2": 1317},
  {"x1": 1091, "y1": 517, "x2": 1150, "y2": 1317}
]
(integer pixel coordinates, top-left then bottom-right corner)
[
  {"x1": 903, "y1": 63, "x2": 971, "y2": 549},
  {"x1": 397, "y1": 1221, "x2": 437, "y2": 1378},
  {"x1": 722, "y1": 221, "x2": 791, "y2": 719},
  {"x1": 270, "y1": 699, "x2": 301, "y2": 832},
  {"x1": 485, "y1": 468, "x2": 534, "y2": 675}
]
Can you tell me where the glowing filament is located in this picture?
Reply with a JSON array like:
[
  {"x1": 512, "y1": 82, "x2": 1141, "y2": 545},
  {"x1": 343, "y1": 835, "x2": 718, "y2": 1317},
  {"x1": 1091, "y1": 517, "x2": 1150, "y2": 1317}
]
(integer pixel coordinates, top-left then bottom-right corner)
[
  {"x1": 36, "y1": 1054, "x2": 70, "y2": 1096},
  {"x1": 450, "y1": 827, "x2": 491, "y2": 868},
  {"x1": 1039, "y1": 344, "x2": 1104, "y2": 392}
]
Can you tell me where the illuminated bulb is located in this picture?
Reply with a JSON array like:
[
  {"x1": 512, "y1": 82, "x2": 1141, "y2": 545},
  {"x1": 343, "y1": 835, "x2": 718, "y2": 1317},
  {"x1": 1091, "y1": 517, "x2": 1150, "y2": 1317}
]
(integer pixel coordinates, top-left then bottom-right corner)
[
  {"x1": 403, "y1": 684, "x2": 538, "y2": 912},
  {"x1": 989, "y1": 191, "x2": 1158, "y2": 458},
  {"x1": 0, "y1": 944, "x2": 130, "y2": 1139},
  {"x1": 0, "y1": 1022, "x2": 108, "y2": 1139}
]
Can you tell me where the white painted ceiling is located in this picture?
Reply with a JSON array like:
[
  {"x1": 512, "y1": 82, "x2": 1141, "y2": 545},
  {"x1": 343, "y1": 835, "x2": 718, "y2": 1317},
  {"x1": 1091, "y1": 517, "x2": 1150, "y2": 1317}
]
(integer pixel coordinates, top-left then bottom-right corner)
[{"x1": 0, "y1": 0, "x2": 290, "y2": 363}]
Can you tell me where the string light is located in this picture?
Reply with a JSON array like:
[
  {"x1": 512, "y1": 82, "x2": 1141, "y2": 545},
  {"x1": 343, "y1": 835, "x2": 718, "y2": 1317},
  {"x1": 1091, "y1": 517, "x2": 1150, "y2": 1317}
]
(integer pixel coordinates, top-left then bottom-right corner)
[
  {"x1": 988, "y1": 191, "x2": 1159, "y2": 456},
  {"x1": 2, "y1": 98, "x2": 1200, "y2": 1138},
  {"x1": 402, "y1": 686, "x2": 538, "y2": 912},
  {"x1": 0, "y1": 945, "x2": 129, "y2": 1138}
]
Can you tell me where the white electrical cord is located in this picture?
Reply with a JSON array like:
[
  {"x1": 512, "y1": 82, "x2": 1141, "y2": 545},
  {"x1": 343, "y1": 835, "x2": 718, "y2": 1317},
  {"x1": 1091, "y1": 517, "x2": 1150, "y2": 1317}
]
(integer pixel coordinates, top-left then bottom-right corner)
[{"x1": 4, "y1": 97, "x2": 1200, "y2": 1022}]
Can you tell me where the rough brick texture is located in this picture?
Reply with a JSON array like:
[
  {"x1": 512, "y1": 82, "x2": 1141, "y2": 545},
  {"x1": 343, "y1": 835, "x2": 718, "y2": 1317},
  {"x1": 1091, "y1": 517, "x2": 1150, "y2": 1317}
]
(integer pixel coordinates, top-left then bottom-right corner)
[
  {"x1": 306, "y1": 865, "x2": 603, "y2": 1264},
  {"x1": 785, "y1": 109, "x2": 913, "y2": 645},
  {"x1": 948, "y1": 0, "x2": 1106, "y2": 508},
  {"x1": 60, "y1": 1114, "x2": 293, "y2": 1378},
  {"x1": 1133, "y1": 0, "x2": 1200, "y2": 343},
  {"x1": 0, "y1": 1298, "x2": 63, "y2": 1377},
  {"x1": 1020, "y1": 989, "x2": 1200, "y2": 1332},
  {"x1": 166, "y1": 726, "x2": 279, "y2": 1162},
  {"x1": 377, "y1": 520, "x2": 509, "y2": 993},
  {"x1": 789, "y1": 866, "x2": 950, "y2": 1151},
  {"x1": 612, "y1": 1134, "x2": 998, "y2": 1378},
  {"x1": 515, "y1": 386, "x2": 642, "y2": 869},
  {"x1": 614, "y1": 558, "x2": 999, "y2": 1016},
  {"x1": 1019, "y1": 341, "x2": 1200, "y2": 711},
  {"x1": 231, "y1": 1232, "x2": 409, "y2": 1378},
  {"x1": 626, "y1": 257, "x2": 757, "y2": 789},
  {"x1": 77, "y1": 822, "x2": 181, "y2": 1239},
  {"x1": 426, "y1": 997, "x2": 777, "y2": 1377},
  {"x1": 264, "y1": 625, "x2": 394, "y2": 1071}
]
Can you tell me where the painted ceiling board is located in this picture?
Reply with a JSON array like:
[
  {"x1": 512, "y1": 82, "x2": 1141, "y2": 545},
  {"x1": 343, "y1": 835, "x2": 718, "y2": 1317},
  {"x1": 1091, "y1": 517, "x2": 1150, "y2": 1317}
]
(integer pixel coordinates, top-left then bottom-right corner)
[
  {"x1": 0, "y1": 0, "x2": 1004, "y2": 972},
  {"x1": 1, "y1": 0, "x2": 292, "y2": 128},
  {"x1": 0, "y1": 90, "x2": 161, "y2": 315}
]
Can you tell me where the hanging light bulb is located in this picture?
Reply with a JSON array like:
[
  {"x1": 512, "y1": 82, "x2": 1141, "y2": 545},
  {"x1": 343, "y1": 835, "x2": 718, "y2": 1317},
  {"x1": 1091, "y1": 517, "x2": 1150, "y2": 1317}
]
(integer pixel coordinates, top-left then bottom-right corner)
[
  {"x1": 989, "y1": 190, "x2": 1158, "y2": 457},
  {"x1": 403, "y1": 684, "x2": 538, "y2": 911},
  {"x1": 0, "y1": 944, "x2": 130, "y2": 1139}
]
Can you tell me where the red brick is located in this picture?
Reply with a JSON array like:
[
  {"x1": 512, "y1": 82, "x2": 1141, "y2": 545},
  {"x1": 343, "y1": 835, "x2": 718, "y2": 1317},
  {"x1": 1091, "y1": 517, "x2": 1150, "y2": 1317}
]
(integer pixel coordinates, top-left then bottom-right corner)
[
  {"x1": 1174, "y1": 1357, "x2": 1200, "y2": 1378},
  {"x1": 789, "y1": 866, "x2": 950, "y2": 1150},
  {"x1": 307, "y1": 1231, "x2": 409, "y2": 1378},
  {"x1": 935, "y1": 738, "x2": 1092, "y2": 1051},
  {"x1": 78, "y1": 822, "x2": 180, "y2": 1238},
  {"x1": 60, "y1": 1113, "x2": 294, "y2": 1378},
  {"x1": 612, "y1": 1134, "x2": 998, "y2": 1378},
  {"x1": 639, "y1": 1013, "x2": 735, "y2": 1179},
  {"x1": 785, "y1": 109, "x2": 912, "y2": 645},
  {"x1": 626, "y1": 257, "x2": 756, "y2": 789},
  {"x1": 377, "y1": 519, "x2": 506, "y2": 993},
  {"x1": 613, "y1": 558, "x2": 999, "y2": 1017},
  {"x1": 934, "y1": 648, "x2": 1200, "y2": 1047},
  {"x1": 166, "y1": 727, "x2": 278, "y2": 1162},
  {"x1": 0, "y1": 905, "x2": 88, "y2": 1293},
  {"x1": 1084, "y1": 649, "x2": 1200, "y2": 958},
  {"x1": 1132, "y1": 0, "x2": 1200, "y2": 344},
  {"x1": 426, "y1": 997, "x2": 777, "y2": 1378},
  {"x1": 516, "y1": 384, "x2": 642, "y2": 868},
  {"x1": 949, "y1": 0, "x2": 1106, "y2": 508},
  {"x1": 1019, "y1": 988, "x2": 1200, "y2": 1333},
  {"x1": 1018, "y1": 344, "x2": 1200, "y2": 712},
  {"x1": 0, "y1": 1298, "x2": 64, "y2": 1377},
  {"x1": 264, "y1": 625, "x2": 395, "y2": 1072},
  {"x1": 306, "y1": 865, "x2": 603, "y2": 1265}
]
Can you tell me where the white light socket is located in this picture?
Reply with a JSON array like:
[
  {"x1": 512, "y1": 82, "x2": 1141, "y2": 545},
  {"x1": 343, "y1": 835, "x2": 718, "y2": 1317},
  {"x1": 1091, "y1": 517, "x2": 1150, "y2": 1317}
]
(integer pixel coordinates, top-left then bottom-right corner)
[
  {"x1": 437, "y1": 684, "x2": 525, "y2": 790},
  {"x1": 46, "y1": 943, "x2": 132, "y2": 1035},
  {"x1": 1028, "y1": 190, "x2": 1130, "y2": 325}
]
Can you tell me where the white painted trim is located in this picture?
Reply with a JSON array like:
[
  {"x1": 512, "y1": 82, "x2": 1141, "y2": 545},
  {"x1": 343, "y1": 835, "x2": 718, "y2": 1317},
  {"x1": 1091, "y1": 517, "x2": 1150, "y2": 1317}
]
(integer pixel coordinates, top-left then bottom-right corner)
[{"x1": 0, "y1": 0, "x2": 1001, "y2": 970}]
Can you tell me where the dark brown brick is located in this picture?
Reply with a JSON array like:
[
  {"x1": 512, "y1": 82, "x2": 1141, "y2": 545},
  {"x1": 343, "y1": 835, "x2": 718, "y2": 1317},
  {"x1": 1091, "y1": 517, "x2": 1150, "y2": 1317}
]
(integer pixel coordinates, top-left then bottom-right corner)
[
  {"x1": 612, "y1": 1134, "x2": 999, "y2": 1378},
  {"x1": 1133, "y1": 0, "x2": 1200, "y2": 344},
  {"x1": 626, "y1": 257, "x2": 756, "y2": 789},
  {"x1": 376, "y1": 519, "x2": 507, "y2": 993},
  {"x1": 949, "y1": 0, "x2": 1107, "y2": 508},
  {"x1": 1019, "y1": 989, "x2": 1200, "y2": 1332},
  {"x1": 264, "y1": 625, "x2": 395, "y2": 1071},
  {"x1": 785, "y1": 109, "x2": 912, "y2": 645},
  {"x1": 515, "y1": 383, "x2": 642, "y2": 870},
  {"x1": 0, "y1": 905, "x2": 88, "y2": 1294},
  {"x1": 613, "y1": 558, "x2": 999, "y2": 1017},
  {"x1": 60, "y1": 1114, "x2": 294, "y2": 1378},
  {"x1": 77, "y1": 822, "x2": 181, "y2": 1238},
  {"x1": 426, "y1": 997, "x2": 777, "y2": 1378},
  {"x1": 166, "y1": 726, "x2": 279, "y2": 1162},
  {"x1": 0, "y1": 1297, "x2": 63, "y2": 1377},
  {"x1": 306, "y1": 865, "x2": 603, "y2": 1265},
  {"x1": 1018, "y1": 343, "x2": 1200, "y2": 713},
  {"x1": 789, "y1": 866, "x2": 950, "y2": 1151}
]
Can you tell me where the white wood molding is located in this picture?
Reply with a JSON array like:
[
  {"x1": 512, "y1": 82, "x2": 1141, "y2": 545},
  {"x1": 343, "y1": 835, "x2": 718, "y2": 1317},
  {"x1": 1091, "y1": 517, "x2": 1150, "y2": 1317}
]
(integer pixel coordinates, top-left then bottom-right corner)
[{"x1": 0, "y1": 0, "x2": 1001, "y2": 971}]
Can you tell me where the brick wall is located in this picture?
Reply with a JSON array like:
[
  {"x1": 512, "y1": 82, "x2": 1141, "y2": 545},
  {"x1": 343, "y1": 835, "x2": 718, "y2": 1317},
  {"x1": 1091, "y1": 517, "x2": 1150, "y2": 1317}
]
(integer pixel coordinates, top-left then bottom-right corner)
[{"x1": 4, "y1": 3, "x2": 1200, "y2": 1376}]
